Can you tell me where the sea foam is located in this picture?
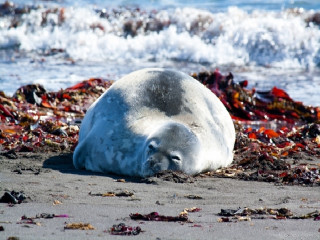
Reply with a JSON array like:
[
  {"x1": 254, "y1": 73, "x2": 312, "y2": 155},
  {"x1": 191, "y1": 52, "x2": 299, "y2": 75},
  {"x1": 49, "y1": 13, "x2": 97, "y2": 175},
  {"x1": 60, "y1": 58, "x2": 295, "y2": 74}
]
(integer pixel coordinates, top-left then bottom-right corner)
[{"x1": 0, "y1": 6, "x2": 319, "y2": 69}]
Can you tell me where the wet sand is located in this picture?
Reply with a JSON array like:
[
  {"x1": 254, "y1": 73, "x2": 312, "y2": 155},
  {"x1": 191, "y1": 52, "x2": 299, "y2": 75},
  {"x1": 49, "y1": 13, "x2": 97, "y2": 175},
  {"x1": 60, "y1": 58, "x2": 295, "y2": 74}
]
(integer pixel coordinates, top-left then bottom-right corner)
[{"x1": 0, "y1": 152, "x2": 319, "y2": 240}]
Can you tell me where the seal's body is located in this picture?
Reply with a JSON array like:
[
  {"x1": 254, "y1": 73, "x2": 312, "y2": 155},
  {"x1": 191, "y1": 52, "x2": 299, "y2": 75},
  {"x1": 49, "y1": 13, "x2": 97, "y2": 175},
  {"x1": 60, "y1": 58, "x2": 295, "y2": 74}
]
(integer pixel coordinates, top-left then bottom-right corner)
[{"x1": 73, "y1": 68, "x2": 235, "y2": 177}]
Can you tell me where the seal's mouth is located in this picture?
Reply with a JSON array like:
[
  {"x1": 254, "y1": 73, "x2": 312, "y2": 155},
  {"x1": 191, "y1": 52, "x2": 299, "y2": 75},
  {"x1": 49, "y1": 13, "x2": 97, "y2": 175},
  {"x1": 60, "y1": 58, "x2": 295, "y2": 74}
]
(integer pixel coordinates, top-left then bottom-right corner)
[{"x1": 141, "y1": 159, "x2": 165, "y2": 177}]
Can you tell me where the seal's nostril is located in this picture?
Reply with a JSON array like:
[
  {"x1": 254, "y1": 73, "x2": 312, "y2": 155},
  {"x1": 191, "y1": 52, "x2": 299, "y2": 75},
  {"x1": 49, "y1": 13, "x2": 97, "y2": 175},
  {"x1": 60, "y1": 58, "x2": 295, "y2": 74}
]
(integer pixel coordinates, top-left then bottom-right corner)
[{"x1": 151, "y1": 163, "x2": 161, "y2": 172}]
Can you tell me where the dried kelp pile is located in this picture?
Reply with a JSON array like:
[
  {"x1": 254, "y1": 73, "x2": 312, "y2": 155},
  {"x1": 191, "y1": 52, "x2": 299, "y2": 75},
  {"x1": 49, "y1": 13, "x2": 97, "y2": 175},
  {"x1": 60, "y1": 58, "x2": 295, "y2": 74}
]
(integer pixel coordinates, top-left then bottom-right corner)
[
  {"x1": 192, "y1": 70, "x2": 320, "y2": 186},
  {"x1": 0, "y1": 71, "x2": 319, "y2": 185},
  {"x1": 0, "y1": 78, "x2": 113, "y2": 152},
  {"x1": 217, "y1": 207, "x2": 320, "y2": 222},
  {"x1": 192, "y1": 70, "x2": 319, "y2": 123},
  {"x1": 209, "y1": 123, "x2": 320, "y2": 186}
]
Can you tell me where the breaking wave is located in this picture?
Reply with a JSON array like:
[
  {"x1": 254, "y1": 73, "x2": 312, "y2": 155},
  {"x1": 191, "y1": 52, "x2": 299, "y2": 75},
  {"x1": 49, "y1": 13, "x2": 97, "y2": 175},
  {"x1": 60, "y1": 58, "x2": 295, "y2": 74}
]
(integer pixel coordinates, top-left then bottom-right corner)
[{"x1": 1, "y1": 4, "x2": 320, "y2": 69}]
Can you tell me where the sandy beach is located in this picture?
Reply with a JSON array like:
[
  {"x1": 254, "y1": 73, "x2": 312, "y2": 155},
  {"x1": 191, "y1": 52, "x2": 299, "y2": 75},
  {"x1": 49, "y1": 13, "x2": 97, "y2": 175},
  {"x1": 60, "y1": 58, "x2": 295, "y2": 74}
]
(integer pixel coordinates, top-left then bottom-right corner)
[
  {"x1": 0, "y1": 152, "x2": 319, "y2": 240},
  {"x1": 1, "y1": 1, "x2": 320, "y2": 239}
]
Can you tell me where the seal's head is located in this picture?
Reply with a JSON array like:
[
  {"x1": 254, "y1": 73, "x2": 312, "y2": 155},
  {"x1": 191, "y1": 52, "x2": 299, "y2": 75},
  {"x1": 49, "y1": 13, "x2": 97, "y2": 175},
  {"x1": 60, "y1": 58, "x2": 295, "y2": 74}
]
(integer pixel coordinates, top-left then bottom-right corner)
[{"x1": 141, "y1": 122, "x2": 201, "y2": 176}]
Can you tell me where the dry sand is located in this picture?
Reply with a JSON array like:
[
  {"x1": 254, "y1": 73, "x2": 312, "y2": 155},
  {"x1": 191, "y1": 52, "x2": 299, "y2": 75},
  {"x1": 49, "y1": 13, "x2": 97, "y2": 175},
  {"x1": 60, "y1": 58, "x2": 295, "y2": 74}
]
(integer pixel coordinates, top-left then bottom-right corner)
[{"x1": 0, "y1": 152, "x2": 319, "y2": 240}]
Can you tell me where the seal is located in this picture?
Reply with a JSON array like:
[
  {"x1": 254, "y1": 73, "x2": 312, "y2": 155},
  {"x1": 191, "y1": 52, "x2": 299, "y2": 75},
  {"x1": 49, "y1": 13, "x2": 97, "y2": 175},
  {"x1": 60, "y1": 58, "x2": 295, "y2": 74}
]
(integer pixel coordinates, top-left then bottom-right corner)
[{"x1": 73, "y1": 68, "x2": 235, "y2": 177}]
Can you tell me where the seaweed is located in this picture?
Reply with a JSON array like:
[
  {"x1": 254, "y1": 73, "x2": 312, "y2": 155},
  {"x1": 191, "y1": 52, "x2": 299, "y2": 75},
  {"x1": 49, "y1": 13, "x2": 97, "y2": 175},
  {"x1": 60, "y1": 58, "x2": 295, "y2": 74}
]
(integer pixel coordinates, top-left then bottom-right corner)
[
  {"x1": 217, "y1": 207, "x2": 320, "y2": 221},
  {"x1": 0, "y1": 191, "x2": 26, "y2": 204},
  {"x1": 130, "y1": 212, "x2": 189, "y2": 222},
  {"x1": 64, "y1": 222, "x2": 95, "y2": 230},
  {"x1": 108, "y1": 223, "x2": 142, "y2": 235}
]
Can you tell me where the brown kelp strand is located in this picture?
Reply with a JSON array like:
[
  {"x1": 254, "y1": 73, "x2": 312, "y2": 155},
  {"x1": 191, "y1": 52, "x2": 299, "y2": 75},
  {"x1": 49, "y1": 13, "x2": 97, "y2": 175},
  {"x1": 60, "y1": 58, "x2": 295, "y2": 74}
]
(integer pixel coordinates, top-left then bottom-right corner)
[{"x1": 130, "y1": 211, "x2": 189, "y2": 222}]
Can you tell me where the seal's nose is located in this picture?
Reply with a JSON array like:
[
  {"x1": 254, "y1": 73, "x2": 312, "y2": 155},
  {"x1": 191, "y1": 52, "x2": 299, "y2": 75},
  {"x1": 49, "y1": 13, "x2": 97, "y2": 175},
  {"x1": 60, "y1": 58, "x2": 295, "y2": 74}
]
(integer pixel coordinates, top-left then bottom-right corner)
[
  {"x1": 150, "y1": 162, "x2": 162, "y2": 172},
  {"x1": 148, "y1": 154, "x2": 170, "y2": 173}
]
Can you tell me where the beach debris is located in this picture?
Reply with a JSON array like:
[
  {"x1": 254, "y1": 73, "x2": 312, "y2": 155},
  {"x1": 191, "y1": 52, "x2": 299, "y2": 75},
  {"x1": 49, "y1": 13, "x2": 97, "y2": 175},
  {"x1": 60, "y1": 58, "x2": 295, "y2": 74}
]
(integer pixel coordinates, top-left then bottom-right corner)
[
  {"x1": 108, "y1": 223, "x2": 142, "y2": 235},
  {"x1": 7, "y1": 237, "x2": 20, "y2": 240},
  {"x1": 14, "y1": 84, "x2": 47, "y2": 106},
  {"x1": 190, "y1": 224, "x2": 202, "y2": 227},
  {"x1": 17, "y1": 217, "x2": 40, "y2": 226},
  {"x1": 115, "y1": 179, "x2": 126, "y2": 183},
  {"x1": 210, "y1": 163, "x2": 320, "y2": 186},
  {"x1": 1, "y1": 149, "x2": 17, "y2": 159},
  {"x1": 130, "y1": 212, "x2": 189, "y2": 222},
  {"x1": 0, "y1": 221, "x2": 11, "y2": 224},
  {"x1": 219, "y1": 207, "x2": 293, "y2": 218},
  {"x1": 114, "y1": 191, "x2": 134, "y2": 197},
  {"x1": 141, "y1": 170, "x2": 196, "y2": 183},
  {"x1": 184, "y1": 207, "x2": 202, "y2": 213},
  {"x1": 155, "y1": 200, "x2": 164, "y2": 205},
  {"x1": 219, "y1": 208, "x2": 241, "y2": 217},
  {"x1": 29, "y1": 213, "x2": 69, "y2": 219},
  {"x1": 217, "y1": 207, "x2": 320, "y2": 222},
  {"x1": 205, "y1": 122, "x2": 320, "y2": 186},
  {"x1": 64, "y1": 222, "x2": 95, "y2": 230},
  {"x1": 0, "y1": 191, "x2": 26, "y2": 204},
  {"x1": 0, "y1": 78, "x2": 112, "y2": 153},
  {"x1": 180, "y1": 207, "x2": 201, "y2": 217},
  {"x1": 192, "y1": 70, "x2": 319, "y2": 123},
  {"x1": 53, "y1": 200, "x2": 62, "y2": 205},
  {"x1": 88, "y1": 190, "x2": 134, "y2": 197},
  {"x1": 217, "y1": 217, "x2": 231, "y2": 222},
  {"x1": 185, "y1": 195, "x2": 203, "y2": 200},
  {"x1": 192, "y1": 70, "x2": 320, "y2": 185},
  {"x1": 0, "y1": 225, "x2": 4, "y2": 231},
  {"x1": 17, "y1": 213, "x2": 69, "y2": 225}
]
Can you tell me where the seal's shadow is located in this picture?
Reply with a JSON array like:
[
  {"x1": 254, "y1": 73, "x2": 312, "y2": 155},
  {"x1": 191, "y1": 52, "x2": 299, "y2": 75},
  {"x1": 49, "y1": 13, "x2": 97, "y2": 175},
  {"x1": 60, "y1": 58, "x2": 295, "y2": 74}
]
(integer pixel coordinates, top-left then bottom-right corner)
[{"x1": 43, "y1": 153, "x2": 141, "y2": 182}]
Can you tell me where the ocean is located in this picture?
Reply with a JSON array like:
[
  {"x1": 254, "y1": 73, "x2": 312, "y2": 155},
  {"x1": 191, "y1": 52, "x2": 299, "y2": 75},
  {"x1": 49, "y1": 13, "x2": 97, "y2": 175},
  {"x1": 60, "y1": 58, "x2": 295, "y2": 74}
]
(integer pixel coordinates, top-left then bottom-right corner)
[{"x1": 0, "y1": 0, "x2": 319, "y2": 106}]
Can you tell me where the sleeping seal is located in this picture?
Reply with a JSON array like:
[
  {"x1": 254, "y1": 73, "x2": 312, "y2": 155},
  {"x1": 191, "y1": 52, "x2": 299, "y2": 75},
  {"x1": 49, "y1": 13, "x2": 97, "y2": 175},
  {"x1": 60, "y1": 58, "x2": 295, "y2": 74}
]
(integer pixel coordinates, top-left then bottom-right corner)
[{"x1": 73, "y1": 68, "x2": 235, "y2": 177}]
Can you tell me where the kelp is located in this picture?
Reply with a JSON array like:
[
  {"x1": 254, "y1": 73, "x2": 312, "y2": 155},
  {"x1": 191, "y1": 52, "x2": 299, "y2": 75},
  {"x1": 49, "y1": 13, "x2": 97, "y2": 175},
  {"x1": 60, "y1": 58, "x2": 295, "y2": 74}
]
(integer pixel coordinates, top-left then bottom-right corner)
[
  {"x1": 0, "y1": 191, "x2": 26, "y2": 204},
  {"x1": 192, "y1": 70, "x2": 319, "y2": 123},
  {"x1": 192, "y1": 70, "x2": 320, "y2": 186},
  {"x1": 130, "y1": 211, "x2": 189, "y2": 222},
  {"x1": 108, "y1": 223, "x2": 142, "y2": 235},
  {"x1": 0, "y1": 78, "x2": 112, "y2": 152},
  {"x1": 204, "y1": 121, "x2": 320, "y2": 186},
  {"x1": 217, "y1": 207, "x2": 320, "y2": 221},
  {"x1": 17, "y1": 213, "x2": 69, "y2": 225},
  {"x1": 0, "y1": 70, "x2": 319, "y2": 185},
  {"x1": 64, "y1": 222, "x2": 95, "y2": 230},
  {"x1": 88, "y1": 190, "x2": 134, "y2": 197}
]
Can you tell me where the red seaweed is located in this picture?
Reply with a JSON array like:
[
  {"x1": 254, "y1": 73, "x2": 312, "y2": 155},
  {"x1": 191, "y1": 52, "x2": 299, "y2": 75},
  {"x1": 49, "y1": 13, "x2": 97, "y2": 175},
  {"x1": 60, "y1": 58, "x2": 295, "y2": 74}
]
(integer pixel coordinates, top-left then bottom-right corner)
[{"x1": 192, "y1": 70, "x2": 319, "y2": 123}]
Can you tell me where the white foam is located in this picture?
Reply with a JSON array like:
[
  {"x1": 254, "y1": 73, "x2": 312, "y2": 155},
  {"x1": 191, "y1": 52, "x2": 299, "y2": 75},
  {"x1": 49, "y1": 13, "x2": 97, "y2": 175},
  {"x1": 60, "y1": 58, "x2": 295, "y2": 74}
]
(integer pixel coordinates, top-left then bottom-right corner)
[{"x1": 1, "y1": 6, "x2": 320, "y2": 69}]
